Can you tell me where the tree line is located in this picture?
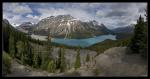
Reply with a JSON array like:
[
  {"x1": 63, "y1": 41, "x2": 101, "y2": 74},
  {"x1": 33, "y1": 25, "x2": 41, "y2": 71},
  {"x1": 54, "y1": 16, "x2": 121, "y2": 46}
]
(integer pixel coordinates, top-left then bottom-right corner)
[{"x1": 2, "y1": 21, "x2": 82, "y2": 75}]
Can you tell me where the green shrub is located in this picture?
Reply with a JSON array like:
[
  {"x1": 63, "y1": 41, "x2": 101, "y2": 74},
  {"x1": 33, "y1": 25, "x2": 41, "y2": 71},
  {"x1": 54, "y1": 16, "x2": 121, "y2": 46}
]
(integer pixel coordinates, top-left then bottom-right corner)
[
  {"x1": 47, "y1": 60, "x2": 56, "y2": 73},
  {"x1": 74, "y1": 49, "x2": 81, "y2": 69},
  {"x1": 2, "y1": 51, "x2": 11, "y2": 76}
]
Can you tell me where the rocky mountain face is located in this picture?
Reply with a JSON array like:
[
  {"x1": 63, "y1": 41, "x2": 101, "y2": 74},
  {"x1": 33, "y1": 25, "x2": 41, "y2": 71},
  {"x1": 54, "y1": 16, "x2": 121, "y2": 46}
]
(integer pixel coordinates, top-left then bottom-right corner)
[
  {"x1": 3, "y1": 19, "x2": 10, "y2": 25},
  {"x1": 32, "y1": 15, "x2": 112, "y2": 39},
  {"x1": 16, "y1": 22, "x2": 35, "y2": 34}
]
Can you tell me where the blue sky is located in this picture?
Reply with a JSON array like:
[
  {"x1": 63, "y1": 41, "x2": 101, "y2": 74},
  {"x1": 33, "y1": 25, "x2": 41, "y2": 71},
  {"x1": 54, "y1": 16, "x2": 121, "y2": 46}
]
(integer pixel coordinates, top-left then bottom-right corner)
[{"x1": 3, "y1": 3, "x2": 147, "y2": 29}]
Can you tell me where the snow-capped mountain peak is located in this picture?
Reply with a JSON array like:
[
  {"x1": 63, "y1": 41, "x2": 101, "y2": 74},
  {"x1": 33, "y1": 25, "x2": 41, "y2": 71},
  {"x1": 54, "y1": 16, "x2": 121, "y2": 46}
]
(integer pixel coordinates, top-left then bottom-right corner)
[{"x1": 32, "y1": 15, "x2": 111, "y2": 38}]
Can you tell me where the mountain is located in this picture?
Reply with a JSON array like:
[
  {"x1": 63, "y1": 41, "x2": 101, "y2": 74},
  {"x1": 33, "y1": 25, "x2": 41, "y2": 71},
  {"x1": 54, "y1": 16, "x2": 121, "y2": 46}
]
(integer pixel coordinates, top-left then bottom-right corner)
[
  {"x1": 3, "y1": 19, "x2": 10, "y2": 25},
  {"x1": 32, "y1": 15, "x2": 112, "y2": 39},
  {"x1": 2, "y1": 19, "x2": 18, "y2": 52},
  {"x1": 16, "y1": 22, "x2": 35, "y2": 34},
  {"x1": 111, "y1": 25, "x2": 135, "y2": 39},
  {"x1": 2, "y1": 19, "x2": 16, "y2": 30},
  {"x1": 112, "y1": 24, "x2": 135, "y2": 33}
]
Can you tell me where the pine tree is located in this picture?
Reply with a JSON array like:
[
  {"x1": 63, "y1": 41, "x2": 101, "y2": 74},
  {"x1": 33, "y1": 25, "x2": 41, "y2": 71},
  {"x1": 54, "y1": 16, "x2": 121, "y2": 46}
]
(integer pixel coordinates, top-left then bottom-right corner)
[
  {"x1": 41, "y1": 44, "x2": 52, "y2": 70},
  {"x1": 37, "y1": 52, "x2": 42, "y2": 68},
  {"x1": 16, "y1": 41, "x2": 24, "y2": 59},
  {"x1": 9, "y1": 35, "x2": 15, "y2": 58},
  {"x1": 142, "y1": 8, "x2": 148, "y2": 59},
  {"x1": 129, "y1": 15, "x2": 148, "y2": 59},
  {"x1": 74, "y1": 48, "x2": 81, "y2": 69},
  {"x1": 144, "y1": 6, "x2": 147, "y2": 23},
  {"x1": 60, "y1": 47, "x2": 66, "y2": 72},
  {"x1": 56, "y1": 47, "x2": 66, "y2": 72},
  {"x1": 86, "y1": 53, "x2": 90, "y2": 62},
  {"x1": 24, "y1": 41, "x2": 33, "y2": 65},
  {"x1": 33, "y1": 51, "x2": 41, "y2": 68},
  {"x1": 56, "y1": 48, "x2": 61, "y2": 69},
  {"x1": 16, "y1": 41, "x2": 28, "y2": 64}
]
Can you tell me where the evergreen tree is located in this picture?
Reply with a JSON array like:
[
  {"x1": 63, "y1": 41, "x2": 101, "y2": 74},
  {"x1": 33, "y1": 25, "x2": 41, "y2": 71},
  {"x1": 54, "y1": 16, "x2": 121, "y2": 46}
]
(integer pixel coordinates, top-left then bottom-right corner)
[
  {"x1": 37, "y1": 53, "x2": 42, "y2": 68},
  {"x1": 144, "y1": 6, "x2": 148, "y2": 23},
  {"x1": 24, "y1": 41, "x2": 33, "y2": 65},
  {"x1": 129, "y1": 15, "x2": 148, "y2": 59},
  {"x1": 86, "y1": 53, "x2": 90, "y2": 62},
  {"x1": 56, "y1": 47, "x2": 66, "y2": 72},
  {"x1": 16, "y1": 41, "x2": 24, "y2": 59},
  {"x1": 41, "y1": 44, "x2": 52, "y2": 70},
  {"x1": 9, "y1": 35, "x2": 15, "y2": 58},
  {"x1": 74, "y1": 48, "x2": 81, "y2": 69},
  {"x1": 60, "y1": 47, "x2": 66, "y2": 72},
  {"x1": 33, "y1": 51, "x2": 41, "y2": 68},
  {"x1": 16, "y1": 41, "x2": 28, "y2": 65},
  {"x1": 2, "y1": 25, "x2": 9, "y2": 53},
  {"x1": 56, "y1": 48, "x2": 61, "y2": 69}
]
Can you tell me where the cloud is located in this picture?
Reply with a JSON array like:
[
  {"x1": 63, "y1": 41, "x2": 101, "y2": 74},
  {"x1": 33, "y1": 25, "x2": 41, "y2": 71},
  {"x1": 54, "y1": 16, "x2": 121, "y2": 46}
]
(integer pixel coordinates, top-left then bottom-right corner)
[
  {"x1": 3, "y1": 3, "x2": 147, "y2": 29},
  {"x1": 105, "y1": 10, "x2": 127, "y2": 17},
  {"x1": 36, "y1": 7, "x2": 94, "y2": 22},
  {"x1": 3, "y1": 3, "x2": 34, "y2": 26},
  {"x1": 94, "y1": 3, "x2": 147, "y2": 29},
  {"x1": 3, "y1": 3, "x2": 32, "y2": 14},
  {"x1": 26, "y1": 14, "x2": 39, "y2": 20}
]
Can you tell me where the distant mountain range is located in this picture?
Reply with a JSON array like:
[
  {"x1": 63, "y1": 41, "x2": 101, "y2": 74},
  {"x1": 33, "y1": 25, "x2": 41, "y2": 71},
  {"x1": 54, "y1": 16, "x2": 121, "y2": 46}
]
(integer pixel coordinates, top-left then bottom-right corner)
[
  {"x1": 111, "y1": 25, "x2": 135, "y2": 39},
  {"x1": 4, "y1": 15, "x2": 135, "y2": 39},
  {"x1": 112, "y1": 24, "x2": 135, "y2": 34}
]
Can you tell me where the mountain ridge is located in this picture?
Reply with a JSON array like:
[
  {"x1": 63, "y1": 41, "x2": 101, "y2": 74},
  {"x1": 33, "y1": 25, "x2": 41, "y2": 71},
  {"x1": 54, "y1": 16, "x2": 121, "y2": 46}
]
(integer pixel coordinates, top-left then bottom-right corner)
[{"x1": 32, "y1": 15, "x2": 112, "y2": 39}]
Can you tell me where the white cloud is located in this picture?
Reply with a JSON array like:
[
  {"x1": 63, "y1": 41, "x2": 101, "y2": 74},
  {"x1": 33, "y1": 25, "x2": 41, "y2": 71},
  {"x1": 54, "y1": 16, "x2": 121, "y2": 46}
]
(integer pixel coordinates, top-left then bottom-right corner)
[
  {"x1": 3, "y1": 3, "x2": 32, "y2": 14},
  {"x1": 37, "y1": 7, "x2": 94, "y2": 22},
  {"x1": 26, "y1": 14, "x2": 39, "y2": 20},
  {"x1": 96, "y1": 10, "x2": 108, "y2": 18},
  {"x1": 94, "y1": 3, "x2": 147, "y2": 29},
  {"x1": 3, "y1": 3, "x2": 34, "y2": 27},
  {"x1": 3, "y1": 3, "x2": 147, "y2": 29}
]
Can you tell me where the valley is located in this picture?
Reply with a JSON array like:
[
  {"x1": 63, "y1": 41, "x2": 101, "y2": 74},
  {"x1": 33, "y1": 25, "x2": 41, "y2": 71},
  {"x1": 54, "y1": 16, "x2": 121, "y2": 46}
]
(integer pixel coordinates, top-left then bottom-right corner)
[
  {"x1": 2, "y1": 3, "x2": 147, "y2": 77},
  {"x1": 2, "y1": 15, "x2": 147, "y2": 77}
]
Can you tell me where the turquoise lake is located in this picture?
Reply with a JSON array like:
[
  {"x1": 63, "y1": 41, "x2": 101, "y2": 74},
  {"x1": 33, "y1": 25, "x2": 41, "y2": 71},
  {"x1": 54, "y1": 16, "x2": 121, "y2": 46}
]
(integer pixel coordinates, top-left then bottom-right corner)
[{"x1": 51, "y1": 34, "x2": 116, "y2": 48}]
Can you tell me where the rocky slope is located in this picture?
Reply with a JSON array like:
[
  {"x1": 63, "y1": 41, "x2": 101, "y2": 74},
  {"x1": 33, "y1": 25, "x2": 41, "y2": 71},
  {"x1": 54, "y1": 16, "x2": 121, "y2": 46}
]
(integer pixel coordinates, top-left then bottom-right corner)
[
  {"x1": 6, "y1": 47, "x2": 147, "y2": 77},
  {"x1": 16, "y1": 22, "x2": 36, "y2": 34},
  {"x1": 95, "y1": 47, "x2": 147, "y2": 76}
]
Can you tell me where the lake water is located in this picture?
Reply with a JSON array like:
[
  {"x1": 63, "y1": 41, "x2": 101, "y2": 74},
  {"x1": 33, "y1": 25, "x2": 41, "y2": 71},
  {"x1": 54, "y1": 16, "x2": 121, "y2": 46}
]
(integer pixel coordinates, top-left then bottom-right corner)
[{"x1": 51, "y1": 34, "x2": 116, "y2": 48}]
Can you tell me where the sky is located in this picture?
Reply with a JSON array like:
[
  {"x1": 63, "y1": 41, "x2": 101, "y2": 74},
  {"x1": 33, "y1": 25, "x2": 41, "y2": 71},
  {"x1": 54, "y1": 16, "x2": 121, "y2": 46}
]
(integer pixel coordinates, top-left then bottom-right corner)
[{"x1": 3, "y1": 3, "x2": 147, "y2": 29}]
